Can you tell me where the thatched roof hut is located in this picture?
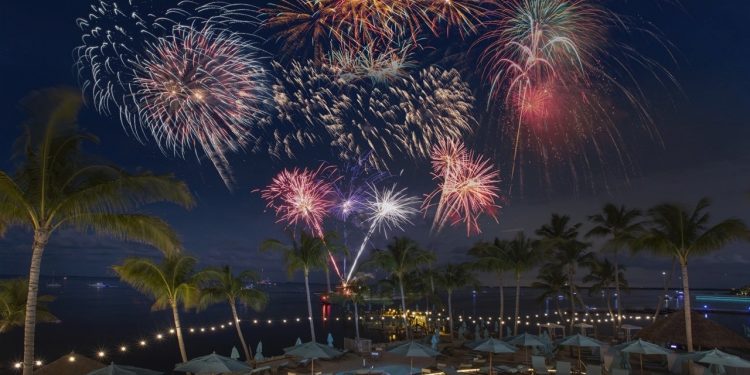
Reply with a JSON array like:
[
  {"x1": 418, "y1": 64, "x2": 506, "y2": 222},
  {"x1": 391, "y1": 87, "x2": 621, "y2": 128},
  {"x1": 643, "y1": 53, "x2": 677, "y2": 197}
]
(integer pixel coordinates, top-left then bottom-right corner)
[
  {"x1": 35, "y1": 352, "x2": 105, "y2": 375},
  {"x1": 636, "y1": 310, "x2": 750, "y2": 350}
]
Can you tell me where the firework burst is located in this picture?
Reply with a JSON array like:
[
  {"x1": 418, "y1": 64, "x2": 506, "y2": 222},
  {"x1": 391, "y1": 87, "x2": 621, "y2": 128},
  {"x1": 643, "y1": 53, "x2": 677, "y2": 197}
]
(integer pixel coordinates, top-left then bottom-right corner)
[
  {"x1": 477, "y1": 0, "x2": 676, "y2": 192},
  {"x1": 346, "y1": 183, "x2": 419, "y2": 281},
  {"x1": 418, "y1": 0, "x2": 484, "y2": 38},
  {"x1": 260, "y1": 165, "x2": 339, "y2": 238},
  {"x1": 133, "y1": 24, "x2": 268, "y2": 186},
  {"x1": 76, "y1": 1, "x2": 267, "y2": 187},
  {"x1": 423, "y1": 139, "x2": 502, "y2": 236},
  {"x1": 263, "y1": 0, "x2": 340, "y2": 59},
  {"x1": 261, "y1": 61, "x2": 475, "y2": 170}
]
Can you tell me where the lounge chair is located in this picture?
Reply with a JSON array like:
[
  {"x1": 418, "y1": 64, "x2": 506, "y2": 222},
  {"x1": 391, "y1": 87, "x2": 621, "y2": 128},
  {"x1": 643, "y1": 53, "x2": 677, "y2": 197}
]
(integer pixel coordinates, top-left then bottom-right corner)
[
  {"x1": 531, "y1": 356, "x2": 549, "y2": 375},
  {"x1": 612, "y1": 369, "x2": 629, "y2": 375},
  {"x1": 555, "y1": 361, "x2": 571, "y2": 375},
  {"x1": 586, "y1": 365, "x2": 602, "y2": 375}
]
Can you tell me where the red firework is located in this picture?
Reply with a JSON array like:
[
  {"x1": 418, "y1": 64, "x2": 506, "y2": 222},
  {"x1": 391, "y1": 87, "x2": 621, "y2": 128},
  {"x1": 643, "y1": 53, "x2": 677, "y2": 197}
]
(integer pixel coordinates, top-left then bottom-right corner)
[
  {"x1": 424, "y1": 140, "x2": 502, "y2": 236},
  {"x1": 261, "y1": 165, "x2": 338, "y2": 237}
]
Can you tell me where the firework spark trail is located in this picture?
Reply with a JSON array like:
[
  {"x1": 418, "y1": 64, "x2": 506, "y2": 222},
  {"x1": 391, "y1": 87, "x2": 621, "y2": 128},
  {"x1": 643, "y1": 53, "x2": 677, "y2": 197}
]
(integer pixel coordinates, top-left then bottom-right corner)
[
  {"x1": 261, "y1": 61, "x2": 475, "y2": 170},
  {"x1": 476, "y1": 0, "x2": 677, "y2": 192},
  {"x1": 76, "y1": 1, "x2": 267, "y2": 187},
  {"x1": 345, "y1": 184, "x2": 419, "y2": 282},
  {"x1": 260, "y1": 165, "x2": 339, "y2": 239},
  {"x1": 423, "y1": 140, "x2": 502, "y2": 236}
]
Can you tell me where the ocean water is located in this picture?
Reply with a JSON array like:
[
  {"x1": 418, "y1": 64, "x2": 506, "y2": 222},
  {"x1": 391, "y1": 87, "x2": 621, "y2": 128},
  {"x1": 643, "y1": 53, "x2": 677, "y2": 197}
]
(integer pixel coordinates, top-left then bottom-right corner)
[{"x1": 0, "y1": 276, "x2": 748, "y2": 373}]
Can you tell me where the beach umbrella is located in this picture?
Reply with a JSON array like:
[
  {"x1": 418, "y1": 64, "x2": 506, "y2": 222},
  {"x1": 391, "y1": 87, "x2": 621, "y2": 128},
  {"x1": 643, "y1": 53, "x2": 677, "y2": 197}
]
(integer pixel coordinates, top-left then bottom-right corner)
[
  {"x1": 466, "y1": 338, "x2": 516, "y2": 375},
  {"x1": 255, "y1": 341, "x2": 264, "y2": 360},
  {"x1": 681, "y1": 349, "x2": 750, "y2": 374},
  {"x1": 620, "y1": 324, "x2": 642, "y2": 341},
  {"x1": 230, "y1": 346, "x2": 239, "y2": 361},
  {"x1": 557, "y1": 334, "x2": 604, "y2": 372},
  {"x1": 284, "y1": 341, "x2": 344, "y2": 375},
  {"x1": 613, "y1": 339, "x2": 672, "y2": 375},
  {"x1": 506, "y1": 333, "x2": 545, "y2": 364},
  {"x1": 174, "y1": 352, "x2": 251, "y2": 374},
  {"x1": 327, "y1": 333, "x2": 334, "y2": 348},
  {"x1": 389, "y1": 341, "x2": 441, "y2": 375},
  {"x1": 295, "y1": 337, "x2": 303, "y2": 346},
  {"x1": 87, "y1": 363, "x2": 162, "y2": 375}
]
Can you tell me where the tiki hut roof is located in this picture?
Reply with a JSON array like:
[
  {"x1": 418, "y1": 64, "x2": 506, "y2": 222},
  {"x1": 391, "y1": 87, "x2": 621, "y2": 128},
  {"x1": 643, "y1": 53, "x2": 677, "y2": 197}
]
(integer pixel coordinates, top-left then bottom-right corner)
[
  {"x1": 35, "y1": 352, "x2": 105, "y2": 375},
  {"x1": 636, "y1": 310, "x2": 750, "y2": 350}
]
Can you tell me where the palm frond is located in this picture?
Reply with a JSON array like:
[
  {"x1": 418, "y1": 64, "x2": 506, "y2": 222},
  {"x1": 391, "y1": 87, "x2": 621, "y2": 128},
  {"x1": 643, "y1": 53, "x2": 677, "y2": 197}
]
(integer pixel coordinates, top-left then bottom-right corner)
[{"x1": 64, "y1": 213, "x2": 183, "y2": 254}]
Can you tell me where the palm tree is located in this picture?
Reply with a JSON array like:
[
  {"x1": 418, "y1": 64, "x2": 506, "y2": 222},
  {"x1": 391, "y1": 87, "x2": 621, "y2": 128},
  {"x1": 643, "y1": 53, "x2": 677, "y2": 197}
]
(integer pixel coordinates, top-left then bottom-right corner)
[
  {"x1": 199, "y1": 266, "x2": 268, "y2": 361},
  {"x1": 0, "y1": 279, "x2": 57, "y2": 333},
  {"x1": 583, "y1": 258, "x2": 628, "y2": 330},
  {"x1": 368, "y1": 237, "x2": 434, "y2": 339},
  {"x1": 638, "y1": 198, "x2": 749, "y2": 351},
  {"x1": 114, "y1": 254, "x2": 202, "y2": 362},
  {"x1": 504, "y1": 232, "x2": 541, "y2": 335},
  {"x1": 587, "y1": 204, "x2": 642, "y2": 329},
  {"x1": 437, "y1": 263, "x2": 477, "y2": 338},
  {"x1": 0, "y1": 89, "x2": 194, "y2": 375},
  {"x1": 261, "y1": 231, "x2": 332, "y2": 342},
  {"x1": 536, "y1": 214, "x2": 591, "y2": 329},
  {"x1": 468, "y1": 239, "x2": 509, "y2": 337},
  {"x1": 332, "y1": 273, "x2": 372, "y2": 342},
  {"x1": 532, "y1": 265, "x2": 568, "y2": 318}
]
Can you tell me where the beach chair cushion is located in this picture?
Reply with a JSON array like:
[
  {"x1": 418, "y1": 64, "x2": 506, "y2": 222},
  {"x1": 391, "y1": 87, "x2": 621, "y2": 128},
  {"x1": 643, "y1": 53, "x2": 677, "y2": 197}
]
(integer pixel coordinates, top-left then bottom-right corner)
[
  {"x1": 555, "y1": 361, "x2": 571, "y2": 375},
  {"x1": 531, "y1": 356, "x2": 548, "y2": 375}
]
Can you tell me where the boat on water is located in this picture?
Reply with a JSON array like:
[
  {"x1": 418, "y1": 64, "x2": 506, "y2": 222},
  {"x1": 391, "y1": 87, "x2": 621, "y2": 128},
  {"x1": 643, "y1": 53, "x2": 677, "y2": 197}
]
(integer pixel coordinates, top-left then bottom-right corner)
[{"x1": 88, "y1": 282, "x2": 109, "y2": 289}]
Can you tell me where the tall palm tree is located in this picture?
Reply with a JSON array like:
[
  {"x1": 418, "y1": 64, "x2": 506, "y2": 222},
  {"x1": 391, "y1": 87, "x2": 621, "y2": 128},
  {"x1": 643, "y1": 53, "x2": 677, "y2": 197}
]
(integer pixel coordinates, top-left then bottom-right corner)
[
  {"x1": 114, "y1": 254, "x2": 202, "y2": 362},
  {"x1": 437, "y1": 263, "x2": 477, "y2": 338},
  {"x1": 587, "y1": 204, "x2": 642, "y2": 329},
  {"x1": 199, "y1": 266, "x2": 268, "y2": 361},
  {"x1": 468, "y1": 239, "x2": 510, "y2": 336},
  {"x1": 583, "y1": 258, "x2": 628, "y2": 330},
  {"x1": 261, "y1": 231, "x2": 332, "y2": 342},
  {"x1": 368, "y1": 237, "x2": 434, "y2": 339},
  {"x1": 332, "y1": 273, "x2": 372, "y2": 342},
  {"x1": 0, "y1": 89, "x2": 194, "y2": 375},
  {"x1": 0, "y1": 279, "x2": 57, "y2": 333},
  {"x1": 638, "y1": 198, "x2": 749, "y2": 351},
  {"x1": 532, "y1": 265, "x2": 568, "y2": 318},
  {"x1": 504, "y1": 232, "x2": 541, "y2": 335},
  {"x1": 536, "y1": 214, "x2": 591, "y2": 329}
]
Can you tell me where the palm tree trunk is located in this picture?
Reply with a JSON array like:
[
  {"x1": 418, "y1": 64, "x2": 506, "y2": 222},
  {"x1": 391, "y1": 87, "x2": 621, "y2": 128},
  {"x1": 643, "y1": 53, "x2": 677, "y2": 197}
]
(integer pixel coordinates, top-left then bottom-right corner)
[
  {"x1": 230, "y1": 301, "x2": 252, "y2": 361},
  {"x1": 353, "y1": 301, "x2": 361, "y2": 341},
  {"x1": 498, "y1": 274, "x2": 505, "y2": 338},
  {"x1": 22, "y1": 229, "x2": 48, "y2": 375},
  {"x1": 172, "y1": 302, "x2": 188, "y2": 362},
  {"x1": 568, "y1": 268, "x2": 576, "y2": 330},
  {"x1": 514, "y1": 271, "x2": 521, "y2": 336},
  {"x1": 679, "y1": 258, "x2": 693, "y2": 352},
  {"x1": 304, "y1": 268, "x2": 316, "y2": 342},
  {"x1": 399, "y1": 277, "x2": 410, "y2": 339},
  {"x1": 448, "y1": 289, "x2": 454, "y2": 338},
  {"x1": 613, "y1": 251, "x2": 622, "y2": 330}
]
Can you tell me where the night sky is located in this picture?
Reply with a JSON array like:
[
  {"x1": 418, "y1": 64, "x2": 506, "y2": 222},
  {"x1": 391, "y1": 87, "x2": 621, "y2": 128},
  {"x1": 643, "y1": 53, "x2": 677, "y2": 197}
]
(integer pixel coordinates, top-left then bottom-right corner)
[{"x1": 1, "y1": 1, "x2": 749, "y2": 288}]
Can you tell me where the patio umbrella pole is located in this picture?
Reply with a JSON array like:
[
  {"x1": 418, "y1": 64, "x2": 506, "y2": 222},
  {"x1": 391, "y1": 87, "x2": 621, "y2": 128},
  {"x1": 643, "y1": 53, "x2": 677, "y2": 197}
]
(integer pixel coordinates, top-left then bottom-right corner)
[
  {"x1": 640, "y1": 354, "x2": 643, "y2": 375},
  {"x1": 489, "y1": 352, "x2": 493, "y2": 375}
]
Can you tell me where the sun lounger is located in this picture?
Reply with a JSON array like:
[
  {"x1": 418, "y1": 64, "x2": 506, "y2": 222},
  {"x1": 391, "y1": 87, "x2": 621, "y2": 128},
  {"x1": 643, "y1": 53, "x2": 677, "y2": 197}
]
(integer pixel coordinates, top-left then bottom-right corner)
[
  {"x1": 612, "y1": 369, "x2": 629, "y2": 375},
  {"x1": 586, "y1": 365, "x2": 602, "y2": 375},
  {"x1": 532, "y1": 356, "x2": 549, "y2": 375},
  {"x1": 555, "y1": 361, "x2": 571, "y2": 375}
]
